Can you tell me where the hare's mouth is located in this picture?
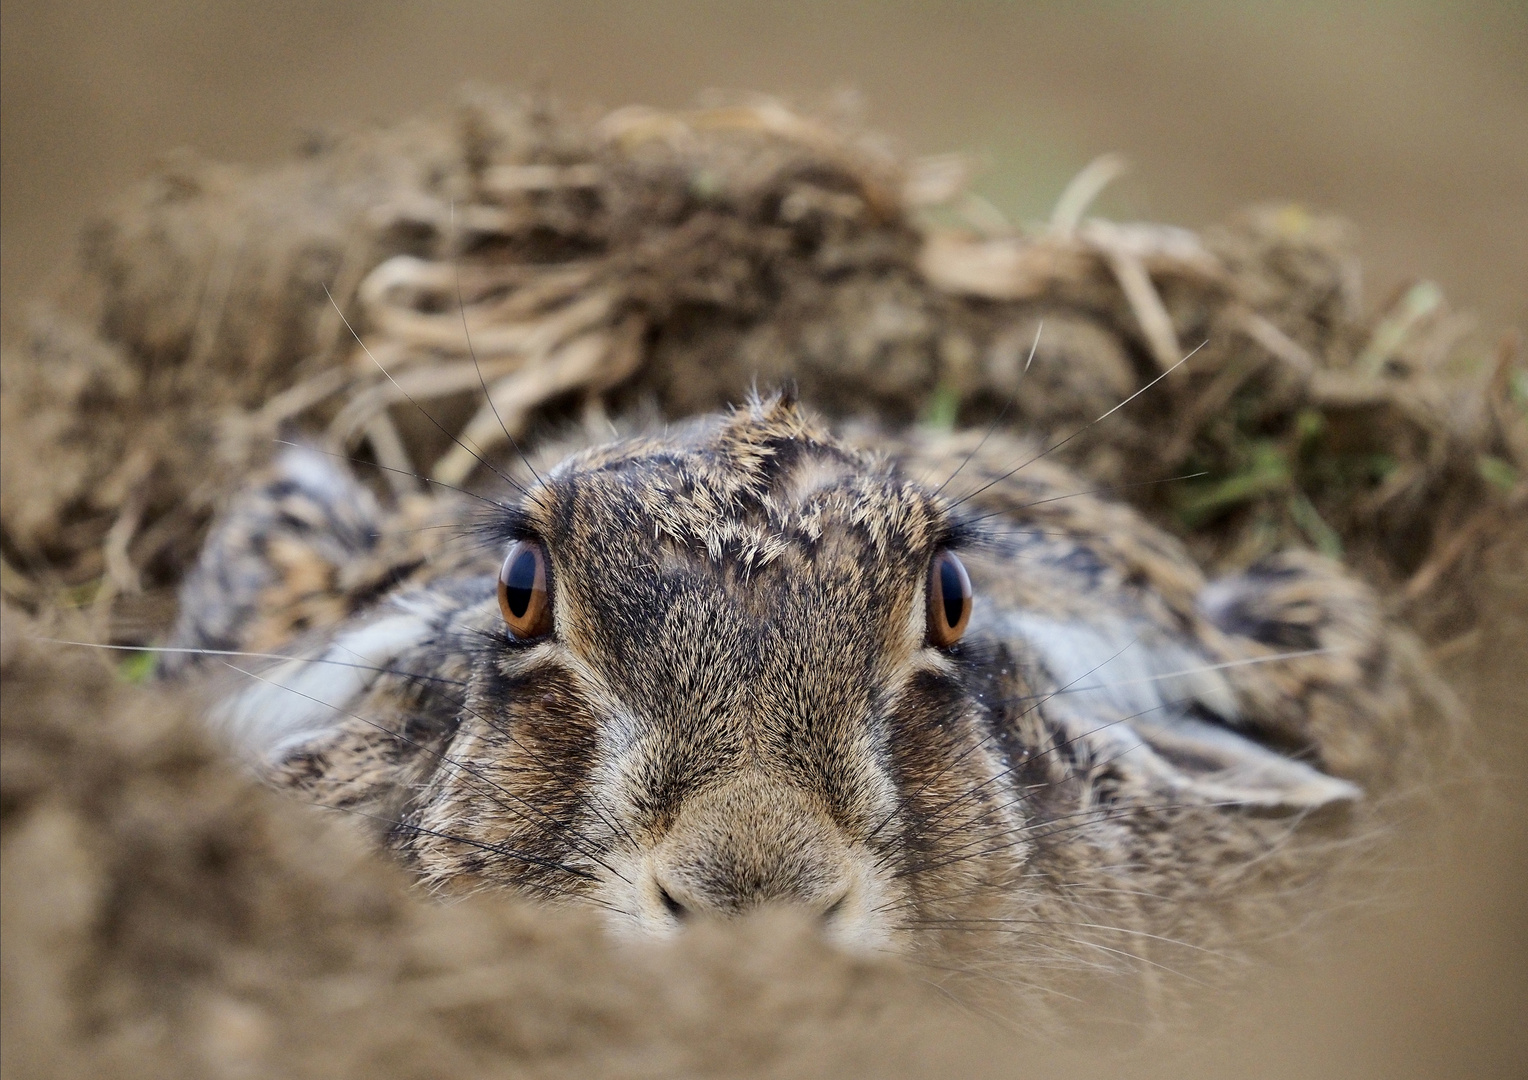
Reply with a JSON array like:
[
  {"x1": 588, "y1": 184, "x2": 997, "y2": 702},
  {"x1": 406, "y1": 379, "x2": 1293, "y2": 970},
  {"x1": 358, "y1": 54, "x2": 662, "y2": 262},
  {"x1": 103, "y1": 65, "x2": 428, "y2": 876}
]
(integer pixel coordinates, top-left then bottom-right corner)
[
  {"x1": 585, "y1": 778, "x2": 900, "y2": 950},
  {"x1": 595, "y1": 864, "x2": 898, "y2": 953}
]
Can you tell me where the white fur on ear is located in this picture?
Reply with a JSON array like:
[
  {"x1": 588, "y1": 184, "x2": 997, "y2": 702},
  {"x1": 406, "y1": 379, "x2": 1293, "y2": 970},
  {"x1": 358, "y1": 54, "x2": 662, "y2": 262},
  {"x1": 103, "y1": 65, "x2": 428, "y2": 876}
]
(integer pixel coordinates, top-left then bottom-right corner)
[
  {"x1": 211, "y1": 610, "x2": 434, "y2": 763},
  {"x1": 994, "y1": 613, "x2": 1360, "y2": 809}
]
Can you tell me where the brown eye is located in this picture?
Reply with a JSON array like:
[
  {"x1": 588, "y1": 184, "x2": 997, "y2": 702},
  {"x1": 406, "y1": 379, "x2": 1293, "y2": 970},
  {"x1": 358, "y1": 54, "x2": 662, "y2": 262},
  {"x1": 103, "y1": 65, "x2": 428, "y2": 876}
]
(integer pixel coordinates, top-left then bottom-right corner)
[
  {"x1": 926, "y1": 550, "x2": 972, "y2": 648},
  {"x1": 498, "y1": 540, "x2": 554, "y2": 641}
]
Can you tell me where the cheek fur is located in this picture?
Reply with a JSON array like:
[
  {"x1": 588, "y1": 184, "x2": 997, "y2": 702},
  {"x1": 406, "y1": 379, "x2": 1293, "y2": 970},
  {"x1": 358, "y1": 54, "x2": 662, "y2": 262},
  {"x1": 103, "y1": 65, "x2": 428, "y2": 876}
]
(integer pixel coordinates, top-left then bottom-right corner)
[
  {"x1": 408, "y1": 659, "x2": 611, "y2": 897},
  {"x1": 878, "y1": 670, "x2": 1030, "y2": 885}
]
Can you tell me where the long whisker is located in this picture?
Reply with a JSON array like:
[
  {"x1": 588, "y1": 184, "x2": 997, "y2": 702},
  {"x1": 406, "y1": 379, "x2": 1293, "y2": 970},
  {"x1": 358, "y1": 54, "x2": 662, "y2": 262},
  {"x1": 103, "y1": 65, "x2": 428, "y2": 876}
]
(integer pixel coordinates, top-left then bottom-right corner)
[
  {"x1": 899, "y1": 701, "x2": 1243, "y2": 864},
  {"x1": 1056, "y1": 935, "x2": 1210, "y2": 987},
  {"x1": 964, "y1": 470, "x2": 1209, "y2": 524},
  {"x1": 272, "y1": 439, "x2": 512, "y2": 511},
  {"x1": 900, "y1": 805, "x2": 1136, "y2": 880},
  {"x1": 896, "y1": 796, "x2": 1219, "y2": 882},
  {"x1": 899, "y1": 917, "x2": 1234, "y2": 960},
  {"x1": 885, "y1": 699, "x2": 1193, "y2": 872},
  {"x1": 317, "y1": 800, "x2": 598, "y2": 883},
  {"x1": 914, "y1": 916, "x2": 1214, "y2": 988},
  {"x1": 876, "y1": 872, "x2": 1182, "y2": 920},
  {"x1": 880, "y1": 641, "x2": 1341, "y2": 870},
  {"x1": 450, "y1": 201, "x2": 543, "y2": 487},
  {"x1": 324, "y1": 283, "x2": 528, "y2": 496},
  {"x1": 929, "y1": 319, "x2": 1043, "y2": 497},
  {"x1": 324, "y1": 632, "x2": 639, "y2": 851},
  {"x1": 989, "y1": 647, "x2": 1335, "y2": 704},
  {"x1": 303, "y1": 633, "x2": 639, "y2": 852},
  {"x1": 35, "y1": 638, "x2": 468, "y2": 687},
  {"x1": 448, "y1": 622, "x2": 645, "y2": 847},
  {"x1": 864, "y1": 635, "x2": 1143, "y2": 847},
  {"x1": 947, "y1": 340, "x2": 1205, "y2": 511}
]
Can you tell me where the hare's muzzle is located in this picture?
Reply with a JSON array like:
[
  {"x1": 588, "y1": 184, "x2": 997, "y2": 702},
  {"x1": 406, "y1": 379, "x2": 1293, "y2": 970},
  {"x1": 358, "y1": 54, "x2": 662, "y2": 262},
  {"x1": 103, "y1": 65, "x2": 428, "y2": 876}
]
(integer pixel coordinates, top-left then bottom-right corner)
[{"x1": 621, "y1": 772, "x2": 890, "y2": 947}]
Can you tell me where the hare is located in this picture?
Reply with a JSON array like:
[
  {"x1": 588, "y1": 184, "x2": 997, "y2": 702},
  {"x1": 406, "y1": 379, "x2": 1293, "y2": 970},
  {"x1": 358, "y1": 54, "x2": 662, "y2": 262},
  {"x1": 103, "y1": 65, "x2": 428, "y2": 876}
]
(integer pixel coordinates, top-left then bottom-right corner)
[{"x1": 164, "y1": 393, "x2": 1421, "y2": 983}]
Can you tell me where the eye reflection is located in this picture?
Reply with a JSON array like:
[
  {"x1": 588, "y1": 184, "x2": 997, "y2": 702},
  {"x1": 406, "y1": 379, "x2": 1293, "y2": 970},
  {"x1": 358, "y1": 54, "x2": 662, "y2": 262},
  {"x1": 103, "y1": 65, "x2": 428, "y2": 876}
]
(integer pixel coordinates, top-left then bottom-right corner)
[
  {"x1": 926, "y1": 550, "x2": 972, "y2": 648},
  {"x1": 498, "y1": 540, "x2": 554, "y2": 641}
]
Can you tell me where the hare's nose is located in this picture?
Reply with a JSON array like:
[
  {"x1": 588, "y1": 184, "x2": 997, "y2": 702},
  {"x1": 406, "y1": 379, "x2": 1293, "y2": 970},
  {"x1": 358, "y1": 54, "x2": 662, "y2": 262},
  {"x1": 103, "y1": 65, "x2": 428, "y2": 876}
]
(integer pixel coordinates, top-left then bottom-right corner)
[
  {"x1": 649, "y1": 866, "x2": 852, "y2": 926},
  {"x1": 640, "y1": 775, "x2": 861, "y2": 929}
]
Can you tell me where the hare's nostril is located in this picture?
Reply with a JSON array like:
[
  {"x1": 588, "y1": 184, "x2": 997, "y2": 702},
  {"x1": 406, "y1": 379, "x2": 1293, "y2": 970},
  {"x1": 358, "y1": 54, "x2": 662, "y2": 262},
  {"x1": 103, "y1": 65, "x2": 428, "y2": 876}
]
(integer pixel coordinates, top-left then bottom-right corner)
[{"x1": 658, "y1": 884, "x2": 689, "y2": 921}]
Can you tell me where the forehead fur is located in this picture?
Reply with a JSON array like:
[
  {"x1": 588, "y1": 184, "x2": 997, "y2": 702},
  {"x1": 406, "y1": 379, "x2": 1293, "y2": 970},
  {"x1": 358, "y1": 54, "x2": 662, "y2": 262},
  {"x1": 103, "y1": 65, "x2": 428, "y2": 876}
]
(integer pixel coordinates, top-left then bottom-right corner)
[{"x1": 526, "y1": 396, "x2": 947, "y2": 571}]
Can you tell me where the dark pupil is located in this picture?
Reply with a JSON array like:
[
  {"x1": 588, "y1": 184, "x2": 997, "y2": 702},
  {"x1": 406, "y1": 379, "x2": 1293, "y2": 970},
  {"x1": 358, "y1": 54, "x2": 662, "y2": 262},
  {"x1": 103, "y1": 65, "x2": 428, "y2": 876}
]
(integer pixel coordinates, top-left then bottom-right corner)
[
  {"x1": 939, "y1": 559, "x2": 963, "y2": 628},
  {"x1": 505, "y1": 549, "x2": 538, "y2": 618}
]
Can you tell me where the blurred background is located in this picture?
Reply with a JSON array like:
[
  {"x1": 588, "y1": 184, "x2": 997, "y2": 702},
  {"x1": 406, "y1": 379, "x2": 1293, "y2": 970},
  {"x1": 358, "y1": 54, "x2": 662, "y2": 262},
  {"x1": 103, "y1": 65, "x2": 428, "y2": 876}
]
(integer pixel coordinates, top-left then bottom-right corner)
[
  {"x1": 3, "y1": 1, "x2": 1525, "y2": 328},
  {"x1": 3, "y1": 3, "x2": 1525, "y2": 1077}
]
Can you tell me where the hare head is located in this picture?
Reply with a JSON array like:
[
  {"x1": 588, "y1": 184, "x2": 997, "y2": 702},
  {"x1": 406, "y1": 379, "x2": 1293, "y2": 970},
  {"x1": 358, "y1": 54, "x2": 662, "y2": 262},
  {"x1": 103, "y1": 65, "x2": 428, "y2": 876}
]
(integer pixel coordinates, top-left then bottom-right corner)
[{"x1": 412, "y1": 395, "x2": 1025, "y2": 949}]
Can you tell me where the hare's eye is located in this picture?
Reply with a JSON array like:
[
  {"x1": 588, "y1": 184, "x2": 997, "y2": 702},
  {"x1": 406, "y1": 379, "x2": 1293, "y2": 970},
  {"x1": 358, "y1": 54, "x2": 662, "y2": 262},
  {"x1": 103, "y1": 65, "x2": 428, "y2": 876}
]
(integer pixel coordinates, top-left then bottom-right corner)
[
  {"x1": 926, "y1": 550, "x2": 972, "y2": 648},
  {"x1": 498, "y1": 540, "x2": 554, "y2": 641}
]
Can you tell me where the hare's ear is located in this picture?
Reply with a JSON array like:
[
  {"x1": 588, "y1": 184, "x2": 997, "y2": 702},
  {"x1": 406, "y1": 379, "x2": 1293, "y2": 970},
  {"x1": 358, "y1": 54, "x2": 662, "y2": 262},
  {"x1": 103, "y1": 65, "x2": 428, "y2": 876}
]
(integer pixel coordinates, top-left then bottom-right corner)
[
  {"x1": 210, "y1": 608, "x2": 437, "y2": 763},
  {"x1": 1122, "y1": 708, "x2": 1361, "y2": 809},
  {"x1": 1009, "y1": 615, "x2": 1360, "y2": 810},
  {"x1": 207, "y1": 597, "x2": 467, "y2": 823}
]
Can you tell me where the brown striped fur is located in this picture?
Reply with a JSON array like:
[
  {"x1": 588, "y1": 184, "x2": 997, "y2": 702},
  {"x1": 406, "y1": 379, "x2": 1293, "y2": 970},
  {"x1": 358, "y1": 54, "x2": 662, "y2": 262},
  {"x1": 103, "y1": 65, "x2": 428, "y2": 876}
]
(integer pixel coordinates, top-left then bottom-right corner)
[{"x1": 169, "y1": 395, "x2": 1432, "y2": 995}]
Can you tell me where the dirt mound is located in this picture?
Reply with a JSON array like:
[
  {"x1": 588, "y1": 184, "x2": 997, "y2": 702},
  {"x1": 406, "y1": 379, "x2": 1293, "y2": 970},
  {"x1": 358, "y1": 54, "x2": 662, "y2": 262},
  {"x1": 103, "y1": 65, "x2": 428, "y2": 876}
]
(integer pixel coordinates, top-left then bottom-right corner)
[
  {"x1": 1, "y1": 89, "x2": 1523, "y2": 1077},
  {"x1": 2, "y1": 90, "x2": 1520, "y2": 642}
]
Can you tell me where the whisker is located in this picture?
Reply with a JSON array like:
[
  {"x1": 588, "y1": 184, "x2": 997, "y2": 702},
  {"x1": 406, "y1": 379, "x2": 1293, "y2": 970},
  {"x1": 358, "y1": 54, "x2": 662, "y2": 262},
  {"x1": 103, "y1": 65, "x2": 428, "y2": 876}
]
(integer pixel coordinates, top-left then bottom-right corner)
[
  {"x1": 223, "y1": 661, "x2": 631, "y2": 883},
  {"x1": 272, "y1": 438, "x2": 513, "y2": 511},
  {"x1": 329, "y1": 638, "x2": 640, "y2": 863},
  {"x1": 896, "y1": 785, "x2": 1236, "y2": 882},
  {"x1": 1055, "y1": 935, "x2": 1210, "y2": 987},
  {"x1": 872, "y1": 872, "x2": 1179, "y2": 922},
  {"x1": 929, "y1": 320, "x2": 1043, "y2": 497},
  {"x1": 909, "y1": 795, "x2": 1247, "y2": 880},
  {"x1": 326, "y1": 631, "x2": 639, "y2": 852},
  {"x1": 383, "y1": 523, "x2": 483, "y2": 539},
  {"x1": 987, "y1": 647, "x2": 1336, "y2": 705},
  {"x1": 450, "y1": 201, "x2": 543, "y2": 487},
  {"x1": 903, "y1": 691, "x2": 1184, "y2": 851},
  {"x1": 899, "y1": 917, "x2": 1234, "y2": 960},
  {"x1": 898, "y1": 961, "x2": 1079, "y2": 1021},
  {"x1": 324, "y1": 283, "x2": 529, "y2": 497},
  {"x1": 964, "y1": 470, "x2": 1209, "y2": 524},
  {"x1": 35, "y1": 638, "x2": 469, "y2": 687},
  {"x1": 865, "y1": 635, "x2": 1144, "y2": 849},
  {"x1": 946, "y1": 340, "x2": 1205, "y2": 511},
  {"x1": 317, "y1": 800, "x2": 598, "y2": 883},
  {"x1": 387, "y1": 623, "x2": 641, "y2": 850}
]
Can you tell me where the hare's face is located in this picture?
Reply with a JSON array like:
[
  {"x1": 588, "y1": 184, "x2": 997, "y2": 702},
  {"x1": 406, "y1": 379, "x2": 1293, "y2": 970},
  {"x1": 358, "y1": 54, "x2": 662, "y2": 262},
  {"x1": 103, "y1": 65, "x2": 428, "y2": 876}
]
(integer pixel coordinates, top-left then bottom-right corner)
[{"x1": 408, "y1": 401, "x2": 1032, "y2": 948}]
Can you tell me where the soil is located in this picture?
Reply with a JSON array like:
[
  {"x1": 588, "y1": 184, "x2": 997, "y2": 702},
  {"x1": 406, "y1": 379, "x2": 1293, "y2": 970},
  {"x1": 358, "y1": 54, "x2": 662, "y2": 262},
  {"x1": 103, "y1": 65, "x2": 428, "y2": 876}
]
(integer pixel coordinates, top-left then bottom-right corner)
[{"x1": 2, "y1": 81, "x2": 1525, "y2": 1080}]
